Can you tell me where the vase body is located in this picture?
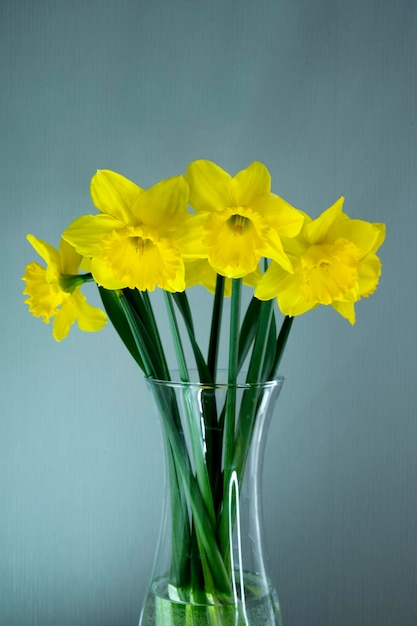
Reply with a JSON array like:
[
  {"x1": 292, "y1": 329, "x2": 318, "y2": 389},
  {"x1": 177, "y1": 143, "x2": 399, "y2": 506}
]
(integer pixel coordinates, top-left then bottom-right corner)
[{"x1": 139, "y1": 374, "x2": 284, "y2": 626}]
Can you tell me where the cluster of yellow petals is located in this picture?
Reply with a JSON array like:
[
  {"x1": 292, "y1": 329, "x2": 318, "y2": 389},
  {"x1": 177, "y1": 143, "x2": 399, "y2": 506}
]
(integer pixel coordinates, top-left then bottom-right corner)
[
  {"x1": 255, "y1": 197, "x2": 386, "y2": 324},
  {"x1": 183, "y1": 160, "x2": 304, "y2": 278},
  {"x1": 22, "y1": 235, "x2": 107, "y2": 341},
  {"x1": 63, "y1": 171, "x2": 189, "y2": 293},
  {"x1": 23, "y1": 160, "x2": 385, "y2": 338},
  {"x1": 61, "y1": 162, "x2": 304, "y2": 293}
]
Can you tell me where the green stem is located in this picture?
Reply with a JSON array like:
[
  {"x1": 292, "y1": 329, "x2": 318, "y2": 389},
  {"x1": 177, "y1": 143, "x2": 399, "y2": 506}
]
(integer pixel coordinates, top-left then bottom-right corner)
[
  {"x1": 269, "y1": 315, "x2": 294, "y2": 379},
  {"x1": 224, "y1": 280, "x2": 241, "y2": 470},
  {"x1": 237, "y1": 296, "x2": 262, "y2": 373},
  {"x1": 60, "y1": 272, "x2": 94, "y2": 292},
  {"x1": 228, "y1": 279, "x2": 242, "y2": 386},
  {"x1": 141, "y1": 290, "x2": 170, "y2": 379},
  {"x1": 165, "y1": 439, "x2": 191, "y2": 590},
  {"x1": 164, "y1": 292, "x2": 189, "y2": 381},
  {"x1": 151, "y1": 384, "x2": 233, "y2": 598},
  {"x1": 171, "y1": 292, "x2": 220, "y2": 502},
  {"x1": 117, "y1": 291, "x2": 155, "y2": 377},
  {"x1": 218, "y1": 299, "x2": 275, "y2": 559},
  {"x1": 245, "y1": 299, "x2": 274, "y2": 384},
  {"x1": 221, "y1": 279, "x2": 241, "y2": 564},
  {"x1": 98, "y1": 287, "x2": 145, "y2": 372},
  {"x1": 172, "y1": 292, "x2": 212, "y2": 384},
  {"x1": 163, "y1": 293, "x2": 222, "y2": 596},
  {"x1": 208, "y1": 274, "x2": 225, "y2": 381}
]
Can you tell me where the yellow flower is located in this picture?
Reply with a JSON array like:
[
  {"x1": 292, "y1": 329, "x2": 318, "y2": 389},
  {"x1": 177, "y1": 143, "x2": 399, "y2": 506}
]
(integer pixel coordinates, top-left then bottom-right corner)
[
  {"x1": 255, "y1": 197, "x2": 386, "y2": 324},
  {"x1": 62, "y1": 170, "x2": 189, "y2": 292},
  {"x1": 22, "y1": 235, "x2": 107, "y2": 341},
  {"x1": 183, "y1": 160, "x2": 304, "y2": 279}
]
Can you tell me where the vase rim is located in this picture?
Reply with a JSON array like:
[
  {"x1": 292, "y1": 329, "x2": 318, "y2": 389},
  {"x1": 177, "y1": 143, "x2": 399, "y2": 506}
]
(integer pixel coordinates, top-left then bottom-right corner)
[{"x1": 146, "y1": 370, "x2": 284, "y2": 390}]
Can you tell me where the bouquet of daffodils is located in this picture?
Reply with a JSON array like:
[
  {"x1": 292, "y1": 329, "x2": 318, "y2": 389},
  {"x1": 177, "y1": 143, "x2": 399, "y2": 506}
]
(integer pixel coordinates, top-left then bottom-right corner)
[
  {"x1": 23, "y1": 160, "x2": 385, "y2": 358},
  {"x1": 23, "y1": 160, "x2": 385, "y2": 616}
]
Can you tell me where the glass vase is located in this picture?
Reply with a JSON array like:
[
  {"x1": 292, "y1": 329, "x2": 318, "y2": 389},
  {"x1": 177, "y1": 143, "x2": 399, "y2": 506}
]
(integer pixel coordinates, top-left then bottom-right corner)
[{"x1": 139, "y1": 374, "x2": 284, "y2": 626}]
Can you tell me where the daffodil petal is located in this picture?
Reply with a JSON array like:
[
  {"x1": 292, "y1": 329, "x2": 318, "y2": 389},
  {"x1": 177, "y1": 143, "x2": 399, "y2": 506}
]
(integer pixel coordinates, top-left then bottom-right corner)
[
  {"x1": 52, "y1": 296, "x2": 77, "y2": 341},
  {"x1": 370, "y1": 223, "x2": 386, "y2": 255},
  {"x1": 132, "y1": 175, "x2": 189, "y2": 231},
  {"x1": 90, "y1": 170, "x2": 143, "y2": 222},
  {"x1": 357, "y1": 253, "x2": 382, "y2": 297},
  {"x1": 184, "y1": 260, "x2": 233, "y2": 296},
  {"x1": 252, "y1": 194, "x2": 305, "y2": 238},
  {"x1": 175, "y1": 213, "x2": 209, "y2": 259},
  {"x1": 262, "y1": 229, "x2": 294, "y2": 273},
  {"x1": 186, "y1": 160, "x2": 232, "y2": 213},
  {"x1": 184, "y1": 260, "x2": 213, "y2": 290},
  {"x1": 52, "y1": 289, "x2": 107, "y2": 341},
  {"x1": 328, "y1": 219, "x2": 385, "y2": 257},
  {"x1": 26, "y1": 234, "x2": 60, "y2": 268},
  {"x1": 79, "y1": 256, "x2": 92, "y2": 272},
  {"x1": 255, "y1": 261, "x2": 289, "y2": 301},
  {"x1": 230, "y1": 162, "x2": 271, "y2": 205},
  {"x1": 331, "y1": 301, "x2": 356, "y2": 324},
  {"x1": 304, "y1": 197, "x2": 344, "y2": 244},
  {"x1": 255, "y1": 261, "x2": 314, "y2": 316},
  {"x1": 63, "y1": 214, "x2": 124, "y2": 257},
  {"x1": 71, "y1": 290, "x2": 107, "y2": 332},
  {"x1": 90, "y1": 257, "x2": 127, "y2": 289},
  {"x1": 59, "y1": 239, "x2": 82, "y2": 274},
  {"x1": 277, "y1": 271, "x2": 316, "y2": 316}
]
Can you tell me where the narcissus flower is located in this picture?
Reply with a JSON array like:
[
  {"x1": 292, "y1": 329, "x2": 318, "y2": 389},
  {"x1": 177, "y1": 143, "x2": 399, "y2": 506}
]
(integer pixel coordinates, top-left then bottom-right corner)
[
  {"x1": 22, "y1": 235, "x2": 107, "y2": 341},
  {"x1": 255, "y1": 197, "x2": 386, "y2": 324},
  {"x1": 63, "y1": 170, "x2": 189, "y2": 292},
  {"x1": 183, "y1": 160, "x2": 304, "y2": 279}
]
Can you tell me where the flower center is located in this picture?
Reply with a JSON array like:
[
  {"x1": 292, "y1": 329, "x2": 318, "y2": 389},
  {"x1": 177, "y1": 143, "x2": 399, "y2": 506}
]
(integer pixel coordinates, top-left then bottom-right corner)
[
  {"x1": 98, "y1": 225, "x2": 184, "y2": 291},
  {"x1": 227, "y1": 213, "x2": 249, "y2": 235},
  {"x1": 133, "y1": 236, "x2": 152, "y2": 255},
  {"x1": 300, "y1": 239, "x2": 361, "y2": 305}
]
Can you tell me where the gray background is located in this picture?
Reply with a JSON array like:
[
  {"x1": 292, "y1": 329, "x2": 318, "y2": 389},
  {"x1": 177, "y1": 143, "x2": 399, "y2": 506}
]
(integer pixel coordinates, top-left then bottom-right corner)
[{"x1": 1, "y1": 0, "x2": 416, "y2": 625}]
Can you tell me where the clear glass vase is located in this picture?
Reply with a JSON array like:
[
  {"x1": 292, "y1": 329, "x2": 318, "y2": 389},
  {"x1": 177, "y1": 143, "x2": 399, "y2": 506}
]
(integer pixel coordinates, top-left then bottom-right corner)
[{"x1": 139, "y1": 373, "x2": 284, "y2": 626}]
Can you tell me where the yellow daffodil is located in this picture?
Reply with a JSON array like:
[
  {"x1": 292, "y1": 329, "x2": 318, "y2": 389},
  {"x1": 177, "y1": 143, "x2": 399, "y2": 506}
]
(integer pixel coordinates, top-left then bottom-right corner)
[
  {"x1": 183, "y1": 160, "x2": 304, "y2": 279},
  {"x1": 62, "y1": 170, "x2": 189, "y2": 292},
  {"x1": 22, "y1": 235, "x2": 107, "y2": 341},
  {"x1": 255, "y1": 197, "x2": 386, "y2": 324}
]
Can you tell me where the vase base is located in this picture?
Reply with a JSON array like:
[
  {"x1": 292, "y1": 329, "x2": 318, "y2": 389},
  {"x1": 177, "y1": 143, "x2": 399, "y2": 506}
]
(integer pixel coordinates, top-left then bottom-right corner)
[{"x1": 139, "y1": 573, "x2": 283, "y2": 626}]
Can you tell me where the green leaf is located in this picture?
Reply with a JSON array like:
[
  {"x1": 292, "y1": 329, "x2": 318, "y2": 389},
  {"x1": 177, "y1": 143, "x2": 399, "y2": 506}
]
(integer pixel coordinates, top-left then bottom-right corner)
[
  {"x1": 269, "y1": 315, "x2": 294, "y2": 379},
  {"x1": 237, "y1": 296, "x2": 262, "y2": 372},
  {"x1": 245, "y1": 299, "x2": 274, "y2": 384},
  {"x1": 125, "y1": 289, "x2": 170, "y2": 380},
  {"x1": 172, "y1": 292, "x2": 212, "y2": 384},
  {"x1": 164, "y1": 292, "x2": 189, "y2": 381},
  {"x1": 121, "y1": 292, "x2": 168, "y2": 379},
  {"x1": 261, "y1": 307, "x2": 277, "y2": 381},
  {"x1": 98, "y1": 287, "x2": 145, "y2": 372},
  {"x1": 172, "y1": 291, "x2": 195, "y2": 335},
  {"x1": 99, "y1": 287, "x2": 169, "y2": 379}
]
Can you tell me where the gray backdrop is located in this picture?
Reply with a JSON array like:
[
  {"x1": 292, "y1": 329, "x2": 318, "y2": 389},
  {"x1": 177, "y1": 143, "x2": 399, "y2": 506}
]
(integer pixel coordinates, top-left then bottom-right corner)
[{"x1": 1, "y1": 1, "x2": 416, "y2": 625}]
